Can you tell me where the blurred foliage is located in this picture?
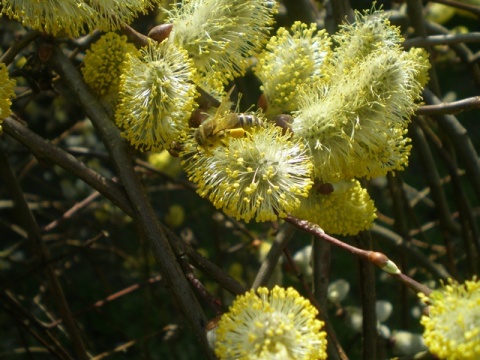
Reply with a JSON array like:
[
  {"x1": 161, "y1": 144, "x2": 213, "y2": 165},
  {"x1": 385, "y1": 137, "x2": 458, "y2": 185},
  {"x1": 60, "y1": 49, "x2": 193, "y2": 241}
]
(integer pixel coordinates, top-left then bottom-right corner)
[{"x1": 1, "y1": 1, "x2": 480, "y2": 359}]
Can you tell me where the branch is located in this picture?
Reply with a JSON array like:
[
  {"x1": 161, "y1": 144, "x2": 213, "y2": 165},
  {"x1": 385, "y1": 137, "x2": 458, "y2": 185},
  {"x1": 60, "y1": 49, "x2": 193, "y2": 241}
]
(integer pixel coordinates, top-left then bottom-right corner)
[
  {"x1": 49, "y1": 47, "x2": 215, "y2": 359},
  {"x1": 416, "y1": 96, "x2": 480, "y2": 115},
  {"x1": 406, "y1": 0, "x2": 441, "y2": 95},
  {"x1": 2, "y1": 115, "x2": 245, "y2": 298},
  {"x1": 404, "y1": 32, "x2": 480, "y2": 49},
  {"x1": 425, "y1": 21, "x2": 480, "y2": 85},
  {"x1": 409, "y1": 121, "x2": 462, "y2": 235},
  {"x1": 2, "y1": 116, "x2": 134, "y2": 218},
  {"x1": 0, "y1": 147, "x2": 89, "y2": 359},
  {"x1": 430, "y1": 0, "x2": 480, "y2": 18},
  {"x1": 0, "y1": 30, "x2": 41, "y2": 65},
  {"x1": 423, "y1": 88, "x2": 480, "y2": 203},
  {"x1": 355, "y1": 232, "x2": 377, "y2": 360},
  {"x1": 371, "y1": 224, "x2": 451, "y2": 280},
  {"x1": 251, "y1": 222, "x2": 295, "y2": 289},
  {"x1": 0, "y1": 290, "x2": 73, "y2": 360},
  {"x1": 284, "y1": 215, "x2": 433, "y2": 296}
]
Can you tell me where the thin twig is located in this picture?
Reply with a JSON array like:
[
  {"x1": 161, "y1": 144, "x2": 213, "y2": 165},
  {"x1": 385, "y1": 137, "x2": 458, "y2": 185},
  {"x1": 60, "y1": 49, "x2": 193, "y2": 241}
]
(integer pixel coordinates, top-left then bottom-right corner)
[
  {"x1": 90, "y1": 330, "x2": 167, "y2": 360},
  {"x1": 182, "y1": 241, "x2": 247, "y2": 296},
  {"x1": 0, "y1": 30, "x2": 41, "y2": 65},
  {"x1": 46, "y1": 276, "x2": 163, "y2": 328},
  {"x1": 288, "y1": 246, "x2": 349, "y2": 360},
  {"x1": 409, "y1": 121, "x2": 462, "y2": 235},
  {"x1": 425, "y1": 21, "x2": 480, "y2": 85},
  {"x1": 251, "y1": 222, "x2": 295, "y2": 289},
  {"x1": 311, "y1": 240, "x2": 345, "y2": 360},
  {"x1": 121, "y1": 24, "x2": 150, "y2": 48},
  {"x1": 0, "y1": 148, "x2": 89, "y2": 359},
  {"x1": 409, "y1": 123, "x2": 460, "y2": 276},
  {"x1": 2, "y1": 116, "x2": 134, "y2": 217},
  {"x1": 327, "y1": 0, "x2": 354, "y2": 34},
  {"x1": 430, "y1": 0, "x2": 480, "y2": 18},
  {"x1": 415, "y1": 117, "x2": 480, "y2": 270},
  {"x1": 416, "y1": 96, "x2": 480, "y2": 115},
  {"x1": 355, "y1": 232, "x2": 377, "y2": 360},
  {"x1": 284, "y1": 215, "x2": 433, "y2": 296},
  {"x1": 406, "y1": 0, "x2": 441, "y2": 95},
  {"x1": 0, "y1": 291, "x2": 73, "y2": 360},
  {"x1": 312, "y1": 239, "x2": 330, "y2": 312},
  {"x1": 423, "y1": 89, "x2": 480, "y2": 202},
  {"x1": 42, "y1": 191, "x2": 101, "y2": 232},
  {"x1": 404, "y1": 33, "x2": 480, "y2": 49},
  {"x1": 2, "y1": 115, "x2": 245, "y2": 298},
  {"x1": 371, "y1": 224, "x2": 451, "y2": 280}
]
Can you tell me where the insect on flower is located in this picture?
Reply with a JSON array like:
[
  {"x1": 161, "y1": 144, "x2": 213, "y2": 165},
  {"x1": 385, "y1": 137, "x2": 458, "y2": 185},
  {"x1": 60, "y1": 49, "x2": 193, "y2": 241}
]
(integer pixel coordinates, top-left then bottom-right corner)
[
  {"x1": 194, "y1": 89, "x2": 264, "y2": 149},
  {"x1": 194, "y1": 112, "x2": 264, "y2": 148},
  {"x1": 313, "y1": 181, "x2": 334, "y2": 194},
  {"x1": 271, "y1": 113, "x2": 294, "y2": 136}
]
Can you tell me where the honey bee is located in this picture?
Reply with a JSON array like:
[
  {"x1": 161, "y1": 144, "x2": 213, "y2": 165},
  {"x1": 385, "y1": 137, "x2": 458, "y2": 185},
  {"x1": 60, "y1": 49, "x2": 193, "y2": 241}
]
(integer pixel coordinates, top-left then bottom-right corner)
[
  {"x1": 194, "y1": 113, "x2": 264, "y2": 148},
  {"x1": 194, "y1": 91, "x2": 264, "y2": 148}
]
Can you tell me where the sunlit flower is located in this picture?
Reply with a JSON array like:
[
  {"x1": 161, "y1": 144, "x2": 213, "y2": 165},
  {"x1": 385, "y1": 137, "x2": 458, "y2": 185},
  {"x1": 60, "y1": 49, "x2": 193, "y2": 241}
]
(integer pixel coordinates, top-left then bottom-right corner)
[
  {"x1": 82, "y1": 32, "x2": 138, "y2": 96},
  {"x1": 292, "y1": 39, "x2": 429, "y2": 182},
  {"x1": 164, "y1": 0, "x2": 277, "y2": 94},
  {"x1": 0, "y1": 0, "x2": 95, "y2": 37},
  {"x1": 254, "y1": 21, "x2": 331, "y2": 116},
  {"x1": 291, "y1": 179, "x2": 377, "y2": 236},
  {"x1": 115, "y1": 40, "x2": 197, "y2": 151},
  {"x1": 419, "y1": 277, "x2": 480, "y2": 360},
  {"x1": 330, "y1": 8, "x2": 405, "y2": 75},
  {"x1": 214, "y1": 286, "x2": 327, "y2": 360},
  {"x1": 82, "y1": 32, "x2": 139, "y2": 114},
  {"x1": 291, "y1": 9, "x2": 430, "y2": 182},
  {"x1": 0, "y1": 0, "x2": 161, "y2": 37},
  {"x1": 88, "y1": 0, "x2": 161, "y2": 32},
  {"x1": 182, "y1": 124, "x2": 313, "y2": 222},
  {"x1": 0, "y1": 62, "x2": 16, "y2": 121}
]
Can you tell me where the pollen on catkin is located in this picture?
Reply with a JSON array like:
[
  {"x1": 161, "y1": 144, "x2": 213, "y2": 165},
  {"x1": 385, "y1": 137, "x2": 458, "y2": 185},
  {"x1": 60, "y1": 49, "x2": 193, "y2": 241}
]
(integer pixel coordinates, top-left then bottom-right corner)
[
  {"x1": 87, "y1": 0, "x2": 161, "y2": 32},
  {"x1": 115, "y1": 40, "x2": 197, "y2": 151},
  {"x1": 0, "y1": 62, "x2": 16, "y2": 122},
  {"x1": 214, "y1": 286, "x2": 327, "y2": 360},
  {"x1": 291, "y1": 179, "x2": 377, "y2": 236},
  {"x1": 0, "y1": 0, "x2": 162, "y2": 37},
  {"x1": 419, "y1": 277, "x2": 480, "y2": 360},
  {"x1": 0, "y1": 0, "x2": 95, "y2": 36},
  {"x1": 254, "y1": 21, "x2": 331, "y2": 116},
  {"x1": 181, "y1": 124, "x2": 313, "y2": 223},
  {"x1": 164, "y1": 0, "x2": 277, "y2": 94},
  {"x1": 291, "y1": 10, "x2": 430, "y2": 183},
  {"x1": 82, "y1": 32, "x2": 139, "y2": 113},
  {"x1": 330, "y1": 7, "x2": 405, "y2": 75}
]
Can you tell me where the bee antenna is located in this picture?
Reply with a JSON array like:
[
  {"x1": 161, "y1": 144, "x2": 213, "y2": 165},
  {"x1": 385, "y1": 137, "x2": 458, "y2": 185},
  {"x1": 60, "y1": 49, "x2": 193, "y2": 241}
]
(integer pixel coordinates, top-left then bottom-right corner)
[{"x1": 235, "y1": 92, "x2": 243, "y2": 113}]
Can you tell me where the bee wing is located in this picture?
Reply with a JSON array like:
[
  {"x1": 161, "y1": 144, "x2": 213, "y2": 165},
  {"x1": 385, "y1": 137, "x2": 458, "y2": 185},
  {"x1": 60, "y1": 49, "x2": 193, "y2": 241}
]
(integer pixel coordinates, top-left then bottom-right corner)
[
  {"x1": 208, "y1": 113, "x2": 238, "y2": 137},
  {"x1": 215, "y1": 86, "x2": 235, "y2": 117}
]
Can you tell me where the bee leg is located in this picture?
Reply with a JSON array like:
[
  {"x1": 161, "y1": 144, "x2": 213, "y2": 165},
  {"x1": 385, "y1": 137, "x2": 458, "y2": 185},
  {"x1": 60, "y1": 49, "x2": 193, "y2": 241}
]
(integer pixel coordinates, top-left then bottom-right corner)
[{"x1": 226, "y1": 128, "x2": 246, "y2": 138}]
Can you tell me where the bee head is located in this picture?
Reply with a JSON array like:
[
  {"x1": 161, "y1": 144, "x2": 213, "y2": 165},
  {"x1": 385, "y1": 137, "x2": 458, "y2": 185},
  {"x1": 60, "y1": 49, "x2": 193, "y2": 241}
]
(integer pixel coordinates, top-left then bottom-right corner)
[{"x1": 194, "y1": 127, "x2": 205, "y2": 147}]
